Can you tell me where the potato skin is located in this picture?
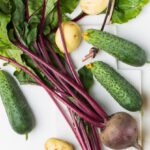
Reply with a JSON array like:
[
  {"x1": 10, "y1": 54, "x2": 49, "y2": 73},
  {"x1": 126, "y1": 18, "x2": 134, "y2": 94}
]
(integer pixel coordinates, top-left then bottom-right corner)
[
  {"x1": 100, "y1": 112, "x2": 138, "y2": 149},
  {"x1": 80, "y1": 0, "x2": 109, "y2": 15},
  {"x1": 55, "y1": 21, "x2": 82, "y2": 53},
  {"x1": 45, "y1": 138, "x2": 73, "y2": 150}
]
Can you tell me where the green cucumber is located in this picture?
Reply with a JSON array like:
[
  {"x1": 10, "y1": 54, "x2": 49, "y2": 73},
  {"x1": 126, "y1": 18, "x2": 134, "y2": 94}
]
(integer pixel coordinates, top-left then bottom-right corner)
[
  {"x1": 83, "y1": 29, "x2": 147, "y2": 66},
  {"x1": 0, "y1": 70, "x2": 35, "y2": 134},
  {"x1": 88, "y1": 61, "x2": 142, "y2": 111}
]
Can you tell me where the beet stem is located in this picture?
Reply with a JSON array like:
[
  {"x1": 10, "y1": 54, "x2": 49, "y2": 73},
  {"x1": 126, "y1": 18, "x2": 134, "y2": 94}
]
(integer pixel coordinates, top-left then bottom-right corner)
[
  {"x1": 92, "y1": 126, "x2": 102, "y2": 150},
  {"x1": 0, "y1": 55, "x2": 105, "y2": 127},
  {"x1": 25, "y1": 0, "x2": 30, "y2": 21},
  {"x1": 72, "y1": 12, "x2": 87, "y2": 22},
  {"x1": 56, "y1": 0, "x2": 83, "y2": 86},
  {"x1": 134, "y1": 142, "x2": 142, "y2": 150},
  {"x1": 17, "y1": 41, "x2": 107, "y2": 119},
  {"x1": 79, "y1": 121, "x2": 92, "y2": 150},
  {"x1": 70, "y1": 111, "x2": 87, "y2": 150},
  {"x1": 44, "y1": 39, "x2": 67, "y2": 74},
  {"x1": 36, "y1": 39, "x2": 101, "y2": 121}
]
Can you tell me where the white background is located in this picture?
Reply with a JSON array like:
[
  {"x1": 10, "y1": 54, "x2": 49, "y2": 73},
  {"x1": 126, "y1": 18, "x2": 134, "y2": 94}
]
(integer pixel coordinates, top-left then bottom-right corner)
[{"x1": 0, "y1": 2, "x2": 150, "y2": 150}]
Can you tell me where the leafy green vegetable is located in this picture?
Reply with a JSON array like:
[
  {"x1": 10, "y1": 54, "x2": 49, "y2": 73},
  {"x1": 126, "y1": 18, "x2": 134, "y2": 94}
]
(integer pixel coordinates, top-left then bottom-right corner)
[
  {"x1": 0, "y1": 12, "x2": 23, "y2": 64},
  {"x1": 11, "y1": 0, "x2": 25, "y2": 26},
  {"x1": 0, "y1": 0, "x2": 12, "y2": 14},
  {"x1": 112, "y1": 0, "x2": 149, "y2": 23},
  {"x1": 78, "y1": 66, "x2": 94, "y2": 90},
  {"x1": 60, "y1": 0, "x2": 79, "y2": 13},
  {"x1": 28, "y1": 0, "x2": 56, "y2": 16},
  {"x1": 48, "y1": 7, "x2": 70, "y2": 30},
  {"x1": 21, "y1": 54, "x2": 53, "y2": 87},
  {"x1": 14, "y1": 70, "x2": 36, "y2": 84}
]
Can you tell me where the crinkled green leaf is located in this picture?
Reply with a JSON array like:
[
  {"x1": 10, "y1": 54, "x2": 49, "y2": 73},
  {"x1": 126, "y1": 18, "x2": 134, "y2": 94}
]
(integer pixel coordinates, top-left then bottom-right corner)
[
  {"x1": 0, "y1": 12, "x2": 23, "y2": 65},
  {"x1": 28, "y1": 0, "x2": 56, "y2": 16},
  {"x1": 112, "y1": 0, "x2": 149, "y2": 23},
  {"x1": 14, "y1": 70, "x2": 36, "y2": 84},
  {"x1": 0, "y1": 0, "x2": 12, "y2": 14},
  {"x1": 60, "y1": 0, "x2": 79, "y2": 13},
  {"x1": 11, "y1": 0, "x2": 25, "y2": 26},
  {"x1": 78, "y1": 66, "x2": 94, "y2": 90},
  {"x1": 48, "y1": 7, "x2": 71, "y2": 30},
  {"x1": 21, "y1": 54, "x2": 53, "y2": 87}
]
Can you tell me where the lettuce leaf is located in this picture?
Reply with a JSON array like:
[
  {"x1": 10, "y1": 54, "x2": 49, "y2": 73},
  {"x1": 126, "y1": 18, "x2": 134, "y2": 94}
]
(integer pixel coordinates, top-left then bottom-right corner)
[{"x1": 112, "y1": 0, "x2": 149, "y2": 23}]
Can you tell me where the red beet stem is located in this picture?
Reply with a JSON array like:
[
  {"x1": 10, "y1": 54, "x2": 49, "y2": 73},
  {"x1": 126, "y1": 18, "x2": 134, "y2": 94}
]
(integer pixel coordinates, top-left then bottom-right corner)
[
  {"x1": 44, "y1": 39, "x2": 67, "y2": 74},
  {"x1": 0, "y1": 55, "x2": 105, "y2": 127},
  {"x1": 38, "y1": 35, "x2": 51, "y2": 63},
  {"x1": 36, "y1": 38, "x2": 101, "y2": 121},
  {"x1": 17, "y1": 41, "x2": 107, "y2": 119},
  {"x1": 25, "y1": 0, "x2": 29, "y2": 21},
  {"x1": 72, "y1": 12, "x2": 87, "y2": 22},
  {"x1": 56, "y1": 0, "x2": 83, "y2": 86},
  {"x1": 92, "y1": 126, "x2": 102, "y2": 150},
  {"x1": 39, "y1": 0, "x2": 46, "y2": 34},
  {"x1": 79, "y1": 121, "x2": 92, "y2": 150}
]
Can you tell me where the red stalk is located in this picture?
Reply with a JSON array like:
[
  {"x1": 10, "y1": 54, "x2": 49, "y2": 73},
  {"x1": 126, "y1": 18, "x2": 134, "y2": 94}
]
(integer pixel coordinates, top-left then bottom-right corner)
[
  {"x1": 17, "y1": 41, "x2": 107, "y2": 119},
  {"x1": 25, "y1": 0, "x2": 30, "y2": 21},
  {"x1": 72, "y1": 12, "x2": 87, "y2": 22},
  {"x1": 56, "y1": 0, "x2": 83, "y2": 86},
  {"x1": 79, "y1": 121, "x2": 92, "y2": 150},
  {"x1": 0, "y1": 55, "x2": 105, "y2": 128}
]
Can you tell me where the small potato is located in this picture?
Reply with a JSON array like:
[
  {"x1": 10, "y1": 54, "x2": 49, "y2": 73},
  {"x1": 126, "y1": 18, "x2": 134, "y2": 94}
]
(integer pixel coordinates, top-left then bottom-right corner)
[
  {"x1": 55, "y1": 21, "x2": 82, "y2": 53},
  {"x1": 45, "y1": 138, "x2": 73, "y2": 150},
  {"x1": 80, "y1": 0, "x2": 109, "y2": 15}
]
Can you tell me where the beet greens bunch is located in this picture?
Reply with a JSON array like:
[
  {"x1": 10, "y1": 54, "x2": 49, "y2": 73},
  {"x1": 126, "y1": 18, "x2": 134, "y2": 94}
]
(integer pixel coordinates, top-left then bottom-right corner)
[{"x1": 0, "y1": 0, "x2": 109, "y2": 149}]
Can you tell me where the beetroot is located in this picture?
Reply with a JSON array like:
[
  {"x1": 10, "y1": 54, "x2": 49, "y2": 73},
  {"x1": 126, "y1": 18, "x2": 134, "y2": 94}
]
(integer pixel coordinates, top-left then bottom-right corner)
[{"x1": 100, "y1": 112, "x2": 142, "y2": 150}]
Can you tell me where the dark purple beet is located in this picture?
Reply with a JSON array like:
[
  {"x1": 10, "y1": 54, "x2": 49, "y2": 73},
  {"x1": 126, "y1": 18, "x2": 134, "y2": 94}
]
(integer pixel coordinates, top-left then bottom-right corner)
[{"x1": 100, "y1": 112, "x2": 142, "y2": 150}]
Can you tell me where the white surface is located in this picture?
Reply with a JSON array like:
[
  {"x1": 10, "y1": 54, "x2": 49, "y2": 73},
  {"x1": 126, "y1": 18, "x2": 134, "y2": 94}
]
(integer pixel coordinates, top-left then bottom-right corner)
[{"x1": 0, "y1": 3, "x2": 150, "y2": 150}]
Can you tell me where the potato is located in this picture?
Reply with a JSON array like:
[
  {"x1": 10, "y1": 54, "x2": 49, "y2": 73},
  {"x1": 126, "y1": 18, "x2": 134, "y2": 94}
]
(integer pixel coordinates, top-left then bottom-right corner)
[
  {"x1": 55, "y1": 21, "x2": 82, "y2": 53},
  {"x1": 80, "y1": 0, "x2": 109, "y2": 15},
  {"x1": 45, "y1": 138, "x2": 73, "y2": 150}
]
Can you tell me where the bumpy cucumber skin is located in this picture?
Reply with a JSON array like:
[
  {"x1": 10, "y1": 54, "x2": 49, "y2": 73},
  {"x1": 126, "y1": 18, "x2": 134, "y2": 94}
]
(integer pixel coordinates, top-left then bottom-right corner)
[
  {"x1": 90, "y1": 61, "x2": 142, "y2": 111},
  {"x1": 85, "y1": 29, "x2": 146, "y2": 66},
  {"x1": 0, "y1": 71, "x2": 35, "y2": 134}
]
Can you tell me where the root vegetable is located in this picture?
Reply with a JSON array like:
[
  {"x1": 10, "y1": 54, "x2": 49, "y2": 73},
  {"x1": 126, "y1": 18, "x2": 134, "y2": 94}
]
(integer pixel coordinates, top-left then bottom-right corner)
[
  {"x1": 55, "y1": 21, "x2": 82, "y2": 53},
  {"x1": 80, "y1": 0, "x2": 109, "y2": 15},
  {"x1": 45, "y1": 138, "x2": 73, "y2": 150},
  {"x1": 100, "y1": 112, "x2": 142, "y2": 150}
]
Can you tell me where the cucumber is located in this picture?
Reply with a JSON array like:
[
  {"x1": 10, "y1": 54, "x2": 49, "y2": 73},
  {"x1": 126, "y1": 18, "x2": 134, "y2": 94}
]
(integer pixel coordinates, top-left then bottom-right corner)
[
  {"x1": 0, "y1": 70, "x2": 35, "y2": 134},
  {"x1": 83, "y1": 29, "x2": 147, "y2": 66},
  {"x1": 88, "y1": 61, "x2": 142, "y2": 111}
]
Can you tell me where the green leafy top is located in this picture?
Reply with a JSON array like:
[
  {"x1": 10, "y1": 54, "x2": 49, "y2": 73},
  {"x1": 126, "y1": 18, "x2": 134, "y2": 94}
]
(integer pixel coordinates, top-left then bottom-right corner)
[
  {"x1": 0, "y1": 12, "x2": 23, "y2": 65},
  {"x1": 78, "y1": 66, "x2": 94, "y2": 90},
  {"x1": 60, "y1": 0, "x2": 79, "y2": 13},
  {"x1": 0, "y1": 0, "x2": 12, "y2": 14},
  {"x1": 112, "y1": 0, "x2": 149, "y2": 23}
]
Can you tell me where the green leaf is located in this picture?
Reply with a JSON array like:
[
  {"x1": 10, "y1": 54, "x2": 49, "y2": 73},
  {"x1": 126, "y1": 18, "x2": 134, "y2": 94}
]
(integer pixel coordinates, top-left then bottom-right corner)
[
  {"x1": 0, "y1": 0, "x2": 12, "y2": 14},
  {"x1": 14, "y1": 70, "x2": 36, "y2": 85},
  {"x1": 11, "y1": 0, "x2": 25, "y2": 26},
  {"x1": 28, "y1": 0, "x2": 56, "y2": 16},
  {"x1": 60, "y1": 0, "x2": 79, "y2": 14},
  {"x1": 78, "y1": 66, "x2": 94, "y2": 90},
  {"x1": 47, "y1": 7, "x2": 71, "y2": 31},
  {"x1": 21, "y1": 54, "x2": 53, "y2": 87},
  {"x1": 112, "y1": 0, "x2": 149, "y2": 23},
  {"x1": 0, "y1": 12, "x2": 24, "y2": 65}
]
